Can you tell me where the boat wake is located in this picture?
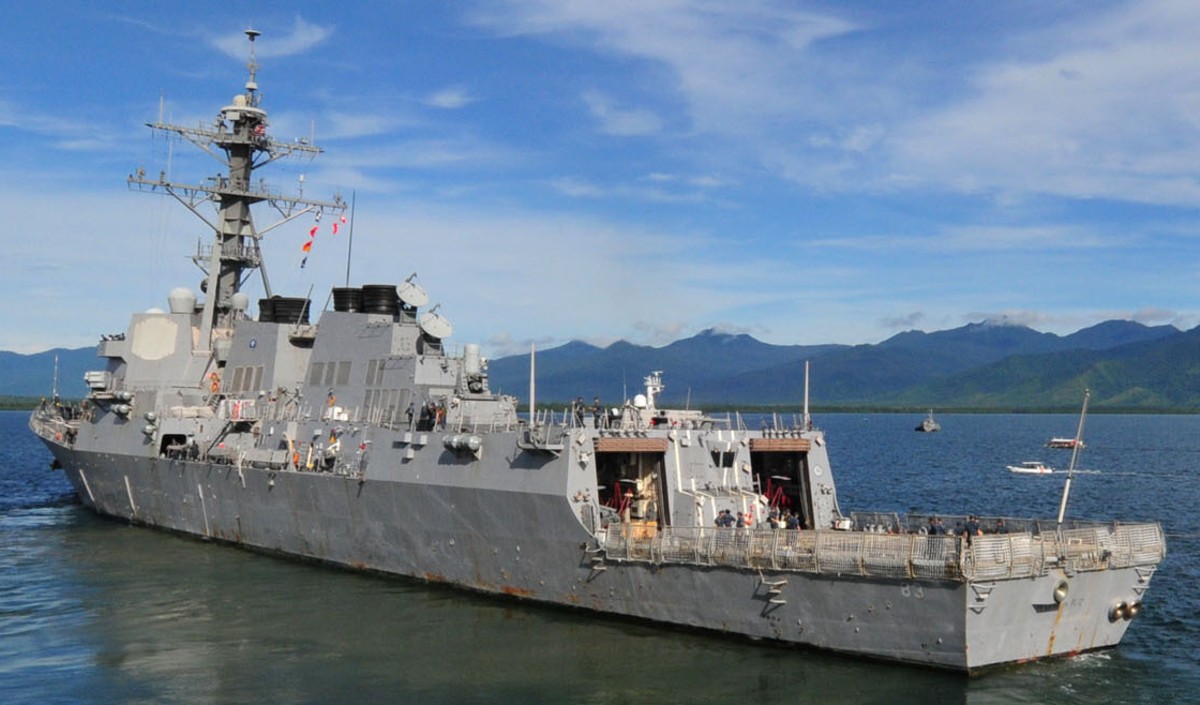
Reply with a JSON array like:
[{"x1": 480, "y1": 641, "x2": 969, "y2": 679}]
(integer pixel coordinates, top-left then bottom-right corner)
[{"x1": 0, "y1": 493, "x2": 81, "y2": 515}]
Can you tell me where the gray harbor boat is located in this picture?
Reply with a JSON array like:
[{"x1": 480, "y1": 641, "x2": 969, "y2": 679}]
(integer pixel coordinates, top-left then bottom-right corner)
[{"x1": 29, "y1": 31, "x2": 1165, "y2": 674}]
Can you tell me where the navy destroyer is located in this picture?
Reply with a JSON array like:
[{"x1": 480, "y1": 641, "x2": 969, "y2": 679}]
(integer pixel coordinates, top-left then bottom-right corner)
[{"x1": 30, "y1": 31, "x2": 1165, "y2": 673}]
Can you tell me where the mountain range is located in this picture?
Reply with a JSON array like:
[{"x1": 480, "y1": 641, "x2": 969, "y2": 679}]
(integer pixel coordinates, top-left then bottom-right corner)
[
  {"x1": 0, "y1": 348, "x2": 95, "y2": 400},
  {"x1": 2, "y1": 319, "x2": 1193, "y2": 409},
  {"x1": 485, "y1": 319, "x2": 1190, "y2": 410}
]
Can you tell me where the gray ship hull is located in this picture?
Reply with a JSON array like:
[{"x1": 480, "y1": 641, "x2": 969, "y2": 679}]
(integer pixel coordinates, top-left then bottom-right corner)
[{"x1": 38, "y1": 433, "x2": 1152, "y2": 673}]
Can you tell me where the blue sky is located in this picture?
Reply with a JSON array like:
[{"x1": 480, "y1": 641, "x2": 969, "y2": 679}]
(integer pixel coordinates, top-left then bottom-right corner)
[{"x1": 2, "y1": 1, "x2": 1198, "y2": 356}]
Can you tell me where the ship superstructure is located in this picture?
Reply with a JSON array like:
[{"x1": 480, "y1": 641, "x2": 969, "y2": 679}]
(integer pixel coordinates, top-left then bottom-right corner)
[{"x1": 30, "y1": 31, "x2": 1165, "y2": 673}]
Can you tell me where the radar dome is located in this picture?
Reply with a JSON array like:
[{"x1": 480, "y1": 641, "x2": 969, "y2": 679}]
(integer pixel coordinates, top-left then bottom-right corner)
[
  {"x1": 230, "y1": 292, "x2": 250, "y2": 312},
  {"x1": 633, "y1": 394, "x2": 648, "y2": 408},
  {"x1": 167, "y1": 288, "x2": 197, "y2": 314}
]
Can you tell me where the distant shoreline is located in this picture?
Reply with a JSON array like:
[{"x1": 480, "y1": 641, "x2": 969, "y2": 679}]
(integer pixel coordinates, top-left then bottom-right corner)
[{"x1": 1, "y1": 397, "x2": 62, "y2": 411}]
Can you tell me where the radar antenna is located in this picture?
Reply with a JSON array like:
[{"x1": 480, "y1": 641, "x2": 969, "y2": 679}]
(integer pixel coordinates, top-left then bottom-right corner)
[
  {"x1": 244, "y1": 28, "x2": 261, "y2": 101},
  {"x1": 398, "y1": 273, "x2": 430, "y2": 308}
]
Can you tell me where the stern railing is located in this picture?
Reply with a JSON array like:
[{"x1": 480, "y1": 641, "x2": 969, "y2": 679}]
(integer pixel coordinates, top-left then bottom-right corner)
[{"x1": 599, "y1": 521, "x2": 1165, "y2": 582}]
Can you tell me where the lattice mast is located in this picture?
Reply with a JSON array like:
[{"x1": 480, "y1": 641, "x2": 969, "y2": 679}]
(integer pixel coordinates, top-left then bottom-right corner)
[{"x1": 129, "y1": 28, "x2": 345, "y2": 351}]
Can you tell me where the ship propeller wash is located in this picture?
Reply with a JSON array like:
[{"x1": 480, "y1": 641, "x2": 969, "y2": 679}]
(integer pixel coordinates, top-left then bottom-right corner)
[{"x1": 30, "y1": 31, "x2": 1165, "y2": 673}]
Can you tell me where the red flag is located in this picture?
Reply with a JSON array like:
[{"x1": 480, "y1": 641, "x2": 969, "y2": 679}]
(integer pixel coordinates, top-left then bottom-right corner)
[
  {"x1": 340, "y1": 214, "x2": 347, "y2": 223},
  {"x1": 332, "y1": 223, "x2": 339, "y2": 235},
  {"x1": 302, "y1": 240, "x2": 313, "y2": 253},
  {"x1": 309, "y1": 225, "x2": 319, "y2": 237}
]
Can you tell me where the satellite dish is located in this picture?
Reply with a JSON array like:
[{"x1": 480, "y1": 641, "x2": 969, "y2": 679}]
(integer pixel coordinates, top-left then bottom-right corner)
[
  {"x1": 419, "y1": 309, "x2": 453, "y2": 339},
  {"x1": 397, "y1": 276, "x2": 429, "y2": 307}
]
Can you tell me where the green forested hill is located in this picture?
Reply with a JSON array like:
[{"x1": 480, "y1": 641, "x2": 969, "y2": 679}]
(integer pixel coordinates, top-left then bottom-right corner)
[{"x1": 890, "y1": 326, "x2": 1200, "y2": 409}]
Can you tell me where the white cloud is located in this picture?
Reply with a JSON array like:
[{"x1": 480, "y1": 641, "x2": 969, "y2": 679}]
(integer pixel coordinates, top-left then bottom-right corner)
[
  {"x1": 1127, "y1": 307, "x2": 1182, "y2": 326},
  {"x1": 636, "y1": 172, "x2": 730, "y2": 190},
  {"x1": 807, "y1": 223, "x2": 1116, "y2": 255},
  {"x1": 470, "y1": 0, "x2": 860, "y2": 133},
  {"x1": 550, "y1": 177, "x2": 608, "y2": 198},
  {"x1": 632, "y1": 320, "x2": 690, "y2": 346},
  {"x1": 212, "y1": 16, "x2": 334, "y2": 59},
  {"x1": 687, "y1": 174, "x2": 727, "y2": 188},
  {"x1": 971, "y1": 311, "x2": 1050, "y2": 328},
  {"x1": 549, "y1": 175, "x2": 712, "y2": 203},
  {"x1": 808, "y1": 124, "x2": 885, "y2": 154},
  {"x1": 880, "y1": 312, "x2": 926, "y2": 330},
  {"x1": 311, "y1": 111, "x2": 408, "y2": 140},
  {"x1": 888, "y1": 1, "x2": 1200, "y2": 205},
  {"x1": 582, "y1": 90, "x2": 663, "y2": 136},
  {"x1": 468, "y1": 0, "x2": 1200, "y2": 209},
  {"x1": 938, "y1": 225, "x2": 1112, "y2": 252},
  {"x1": 0, "y1": 184, "x2": 196, "y2": 352},
  {"x1": 324, "y1": 137, "x2": 527, "y2": 175},
  {"x1": 425, "y1": 86, "x2": 475, "y2": 110},
  {"x1": 0, "y1": 99, "x2": 110, "y2": 148}
]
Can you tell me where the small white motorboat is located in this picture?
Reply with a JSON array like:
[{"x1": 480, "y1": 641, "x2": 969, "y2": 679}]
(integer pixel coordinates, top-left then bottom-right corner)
[
  {"x1": 1007, "y1": 461, "x2": 1054, "y2": 475},
  {"x1": 915, "y1": 409, "x2": 941, "y2": 432}
]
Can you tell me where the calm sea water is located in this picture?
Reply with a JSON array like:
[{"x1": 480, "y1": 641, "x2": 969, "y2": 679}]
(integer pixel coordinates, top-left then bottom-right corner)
[{"x1": 1, "y1": 409, "x2": 1197, "y2": 705}]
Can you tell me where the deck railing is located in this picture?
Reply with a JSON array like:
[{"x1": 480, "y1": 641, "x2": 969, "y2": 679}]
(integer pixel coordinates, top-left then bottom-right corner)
[{"x1": 599, "y1": 521, "x2": 1165, "y2": 582}]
